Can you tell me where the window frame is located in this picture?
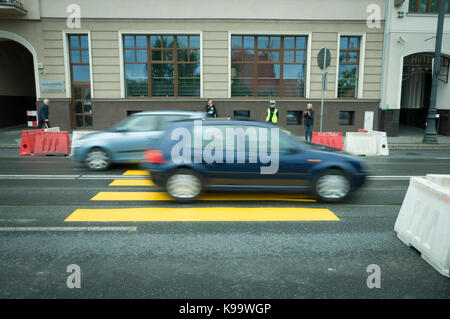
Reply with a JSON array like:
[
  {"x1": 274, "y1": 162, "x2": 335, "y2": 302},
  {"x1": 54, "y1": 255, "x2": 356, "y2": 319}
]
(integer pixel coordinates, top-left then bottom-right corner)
[
  {"x1": 339, "y1": 111, "x2": 355, "y2": 126},
  {"x1": 408, "y1": 0, "x2": 450, "y2": 13},
  {"x1": 228, "y1": 32, "x2": 312, "y2": 99},
  {"x1": 63, "y1": 30, "x2": 93, "y2": 99},
  {"x1": 286, "y1": 110, "x2": 303, "y2": 125},
  {"x1": 335, "y1": 33, "x2": 366, "y2": 99},
  {"x1": 119, "y1": 31, "x2": 203, "y2": 99}
]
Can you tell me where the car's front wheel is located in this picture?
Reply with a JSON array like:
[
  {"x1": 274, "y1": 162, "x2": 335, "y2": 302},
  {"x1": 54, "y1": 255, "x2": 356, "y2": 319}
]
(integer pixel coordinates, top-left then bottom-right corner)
[
  {"x1": 313, "y1": 169, "x2": 351, "y2": 202},
  {"x1": 85, "y1": 148, "x2": 111, "y2": 171},
  {"x1": 165, "y1": 169, "x2": 203, "y2": 202}
]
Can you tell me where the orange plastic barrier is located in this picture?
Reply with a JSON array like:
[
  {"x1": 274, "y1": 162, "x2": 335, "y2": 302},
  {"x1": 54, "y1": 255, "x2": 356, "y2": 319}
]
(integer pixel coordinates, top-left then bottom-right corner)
[
  {"x1": 311, "y1": 132, "x2": 343, "y2": 150},
  {"x1": 19, "y1": 129, "x2": 45, "y2": 156},
  {"x1": 32, "y1": 131, "x2": 71, "y2": 156}
]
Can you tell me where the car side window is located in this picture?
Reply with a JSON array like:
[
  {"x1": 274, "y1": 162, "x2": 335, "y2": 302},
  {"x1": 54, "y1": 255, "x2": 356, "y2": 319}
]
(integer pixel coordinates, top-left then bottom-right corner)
[
  {"x1": 189, "y1": 124, "x2": 295, "y2": 153},
  {"x1": 158, "y1": 115, "x2": 189, "y2": 130},
  {"x1": 199, "y1": 124, "x2": 261, "y2": 152},
  {"x1": 266, "y1": 131, "x2": 295, "y2": 153},
  {"x1": 125, "y1": 116, "x2": 158, "y2": 132}
]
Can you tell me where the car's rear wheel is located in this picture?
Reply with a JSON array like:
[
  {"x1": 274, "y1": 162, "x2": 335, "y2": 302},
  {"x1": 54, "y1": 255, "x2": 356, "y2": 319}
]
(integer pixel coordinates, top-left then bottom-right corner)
[
  {"x1": 85, "y1": 148, "x2": 111, "y2": 171},
  {"x1": 165, "y1": 169, "x2": 203, "y2": 202},
  {"x1": 313, "y1": 169, "x2": 351, "y2": 202}
]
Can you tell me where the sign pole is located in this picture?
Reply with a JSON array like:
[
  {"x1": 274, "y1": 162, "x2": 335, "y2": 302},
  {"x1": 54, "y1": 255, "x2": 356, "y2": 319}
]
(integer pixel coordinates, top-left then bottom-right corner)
[
  {"x1": 423, "y1": 0, "x2": 446, "y2": 143},
  {"x1": 317, "y1": 47, "x2": 330, "y2": 132},
  {"x1": 320, "y1": 48, "x2": 327, "y2": 132}
]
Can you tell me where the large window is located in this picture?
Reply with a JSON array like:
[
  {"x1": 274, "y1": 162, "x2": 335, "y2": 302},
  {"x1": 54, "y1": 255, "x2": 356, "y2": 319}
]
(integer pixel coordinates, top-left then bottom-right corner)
[
  {"x1": 338, "y1": 36, "x2": 360, "y2": 98},
  {"x1": 231, "y1": 35, "x2": 307, "y2": 97},
  {"x1": 69, "y1": 34, "x2": 90, "y2": 83},
  {"x1": 123, "y1": 34, "x2": 200, "y2": 97},
  {"x1": 409, "y1": 0, "x2": 450, "y2": 13},
  {"x1": 68, "y1": 34, "x2": 92, "y2": 129}
]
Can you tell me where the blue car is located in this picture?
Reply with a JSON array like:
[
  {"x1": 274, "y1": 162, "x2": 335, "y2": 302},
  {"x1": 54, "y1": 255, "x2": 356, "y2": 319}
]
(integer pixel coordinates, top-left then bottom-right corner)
[
  {"x1": 141, "y1": 119, "x2": 369, "y2": 203},
  {"x1": 72, "y1": 111, "x2": 205, "y2": 170}
]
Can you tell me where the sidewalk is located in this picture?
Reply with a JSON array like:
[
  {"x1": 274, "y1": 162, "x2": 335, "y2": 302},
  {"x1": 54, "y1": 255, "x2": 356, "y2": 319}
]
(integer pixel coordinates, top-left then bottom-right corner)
[
  {"x1": 387, "y1": 125, "x2": 450, "y2": 149},
  {"x1": 1, "y1": 124, "x2": 450, "y2": 149}
]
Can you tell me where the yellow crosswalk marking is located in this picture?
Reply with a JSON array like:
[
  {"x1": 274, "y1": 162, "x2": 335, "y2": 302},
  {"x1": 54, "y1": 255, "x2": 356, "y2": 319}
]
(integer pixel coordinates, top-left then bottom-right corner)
[
  {"x1": 65, "y1": 207, "x2": 338, "y2": 222},
  {"x1": 109, "y1": 179, "x2": 155, "y2": 186},
  {"x1": 122, "y1": 170, "x2": 150, "y2": 176},
  {"x1": 90, "y1": 191, "x2": 316, "y2": 202},
  {"x1": 65, "y1": 170, "x2": 339, "y2": 223}
]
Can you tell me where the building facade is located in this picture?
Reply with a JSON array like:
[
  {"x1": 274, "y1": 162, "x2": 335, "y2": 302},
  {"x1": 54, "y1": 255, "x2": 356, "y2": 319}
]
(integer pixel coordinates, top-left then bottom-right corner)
[
  {"x1": 0, "y1": 0, "x2": 387, "y2": 135},
  {"x1": 381, "y1": 0, "x2": 450, "y2": 136}
]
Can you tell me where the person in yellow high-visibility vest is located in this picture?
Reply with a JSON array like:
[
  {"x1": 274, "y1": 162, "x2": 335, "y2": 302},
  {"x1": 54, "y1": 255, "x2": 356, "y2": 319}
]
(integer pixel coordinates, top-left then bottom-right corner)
[{"x1": 265, "y1": 100, "x2": 278, "y2": 124}]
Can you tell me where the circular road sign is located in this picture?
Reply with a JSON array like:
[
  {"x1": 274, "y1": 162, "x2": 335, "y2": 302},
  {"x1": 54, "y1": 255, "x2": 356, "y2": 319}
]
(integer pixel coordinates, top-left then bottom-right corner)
[{"x1": 317, "y1": 48, "x2": 331, "y2": 70}]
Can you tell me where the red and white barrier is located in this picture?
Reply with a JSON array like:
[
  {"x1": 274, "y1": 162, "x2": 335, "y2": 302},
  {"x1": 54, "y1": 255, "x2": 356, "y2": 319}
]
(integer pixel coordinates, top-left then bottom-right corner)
[
  {"x1": 26, "y1": 110, "x2": 38, "y2": 128},
  {"x1": 311, "y1": 132, "x2": 343, "y2": 150}
]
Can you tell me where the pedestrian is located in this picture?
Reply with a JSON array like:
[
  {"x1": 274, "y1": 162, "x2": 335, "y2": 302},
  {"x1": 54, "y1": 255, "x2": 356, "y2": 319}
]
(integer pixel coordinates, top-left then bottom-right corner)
[
  {"x1": 265, "y1": 100, "x2": 278, "y2": 125},
  {"x1": 304, "y1": 103, "x2": 314, "y2": 143},
  {"x1": 38, "y1": 99, "x2": 50, "y2": 128},
  {"x1": 205, "y1": 99, "x2": 217, "y2": 118}
]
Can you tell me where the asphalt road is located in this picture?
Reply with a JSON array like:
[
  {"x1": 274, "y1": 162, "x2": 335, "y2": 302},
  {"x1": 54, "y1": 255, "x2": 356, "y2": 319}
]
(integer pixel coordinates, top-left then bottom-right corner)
[{"x1": 0, "y1": 148, "x2": 449, "y2": 299}]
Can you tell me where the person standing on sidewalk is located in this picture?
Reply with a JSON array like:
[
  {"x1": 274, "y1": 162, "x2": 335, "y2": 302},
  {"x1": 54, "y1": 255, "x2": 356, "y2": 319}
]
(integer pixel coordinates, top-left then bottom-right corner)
[
  {"x1": 304, "y1": 103, "x2": 314, "y2": 143},
  {"x1": 38, "y1": 99, "x2": 50, "y2": 128},
  {"x1": 205, "y1": 99, "x2": 218, "y2": 118},
  {"x1": 265, "y1": 100, "x2": 278, "y2": 125}
]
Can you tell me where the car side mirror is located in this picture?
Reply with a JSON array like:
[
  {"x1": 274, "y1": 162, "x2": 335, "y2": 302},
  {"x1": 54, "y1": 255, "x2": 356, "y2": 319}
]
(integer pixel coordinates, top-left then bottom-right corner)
[{"x1": 116, "y1": 126, "x2": 127, "y2": 133}]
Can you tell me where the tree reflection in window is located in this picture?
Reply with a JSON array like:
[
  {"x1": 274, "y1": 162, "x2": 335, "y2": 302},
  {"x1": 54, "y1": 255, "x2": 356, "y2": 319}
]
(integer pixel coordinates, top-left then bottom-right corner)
[
  {"x1": 123, "y1": 34, "x2": 200, "y2": 97},
  {"x1": 231, "y1": 35, "x2": 307, "y2": 97}
]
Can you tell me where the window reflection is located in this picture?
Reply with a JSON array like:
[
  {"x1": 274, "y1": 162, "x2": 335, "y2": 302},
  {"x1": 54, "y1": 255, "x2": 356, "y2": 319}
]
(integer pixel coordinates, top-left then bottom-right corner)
[
  {"x1": 338, "y1": 36, "x2": 360, "y2": 98},
  {"x1": 72, "y1": 65, "x2": 90, "y2": 82},
  {"x1": 231, "y1": 35, "x2": 307, "y2": 97},
  {"x1": 125, "y1": 64, "x2": 148, "y2": 96},
  {"x1": 151, "y1": 64, "x2": 174, "y2": 96},
  {"x1": 124, "y1": 34, "x2": 200, "y2": 97}
]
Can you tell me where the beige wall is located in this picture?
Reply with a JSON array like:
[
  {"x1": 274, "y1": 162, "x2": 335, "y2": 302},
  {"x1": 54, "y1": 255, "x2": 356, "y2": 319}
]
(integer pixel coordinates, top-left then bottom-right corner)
[
  {"x1": 11, "y1": 19, "x2": 381, "y2": 101},
  {"x1": 0, "y1": 0, "x2": 385, "y2": 102},
  {"x1": 38, "y1": 0, "x2": 385, "y2": 21}
]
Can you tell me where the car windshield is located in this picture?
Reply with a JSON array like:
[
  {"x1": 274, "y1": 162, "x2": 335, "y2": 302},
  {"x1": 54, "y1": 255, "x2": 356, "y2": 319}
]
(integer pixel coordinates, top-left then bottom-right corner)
[
  {"x1": 109, "y1": 116, "x2": 136, "y2": 131},
  {"x1": 109, "y1": 113, "x2": 198, "y2": 132}
]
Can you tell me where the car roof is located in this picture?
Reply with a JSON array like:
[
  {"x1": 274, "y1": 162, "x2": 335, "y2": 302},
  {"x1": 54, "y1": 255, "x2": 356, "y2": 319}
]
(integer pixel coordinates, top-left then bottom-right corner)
[
  {"x1": 169, "y1": 118, "x2": 273, "y2": 127},
  {"x1": 132, "y1": 110, "x2": 205, "y2": 116}
]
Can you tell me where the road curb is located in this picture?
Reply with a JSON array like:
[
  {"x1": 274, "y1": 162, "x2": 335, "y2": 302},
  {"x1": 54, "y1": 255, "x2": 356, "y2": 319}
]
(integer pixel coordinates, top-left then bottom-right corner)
[
  {"x1": 389, "y1": 144, "x2": 450, "y2": 149},
  {"x1": 0, "y1": 144, "x2": 19, "y2": 148}
]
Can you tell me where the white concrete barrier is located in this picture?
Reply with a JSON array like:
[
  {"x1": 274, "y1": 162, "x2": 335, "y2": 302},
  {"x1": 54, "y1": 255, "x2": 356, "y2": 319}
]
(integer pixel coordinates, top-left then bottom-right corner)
[
  {"x1": 372, "y1": 130, "x2": 389, "y2": 156},
  {"x1": 344, "y1": 132, "x2": 378, "y2": 156},
  {"x1": 44, "y1": 127, "x2": 60, "y2": 132},
  {"x1": 70, "y1": 130, "x2": 96, "y2": 156},
  {"x1": 426, "y1": 174, "x2": 450, "y2": 188},
  {"x1": 394, "y1": 176, "x2": 450, "y2": 278}
]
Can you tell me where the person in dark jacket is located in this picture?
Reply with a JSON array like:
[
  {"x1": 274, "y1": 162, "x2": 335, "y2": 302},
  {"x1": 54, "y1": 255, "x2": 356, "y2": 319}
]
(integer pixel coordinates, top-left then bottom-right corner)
[
  {"x1": 205, "y1": 99, "x2": 217, "y2": 118},
  {"x1": 38, "y1": 99, "x2": 50, "y2": 128},
  {"x1": 304, "y1": 103, "x2": 314, "y2": 143}
]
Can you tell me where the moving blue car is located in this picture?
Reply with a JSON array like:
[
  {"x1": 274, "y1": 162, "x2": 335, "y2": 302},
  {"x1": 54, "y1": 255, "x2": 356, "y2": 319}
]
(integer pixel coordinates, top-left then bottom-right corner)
[
  {"x1": 72, "y1": 111, "x2": 205, "y2": 170},
  {"x1": 141, "y1": 118, "x2": 369, "y2": 202}
]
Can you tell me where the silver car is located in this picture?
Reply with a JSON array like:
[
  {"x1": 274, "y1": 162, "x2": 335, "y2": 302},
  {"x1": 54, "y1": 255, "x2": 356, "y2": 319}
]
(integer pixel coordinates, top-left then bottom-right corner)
[{"x1": 72, "y1": 110, "x2": 205, "y2": 170}]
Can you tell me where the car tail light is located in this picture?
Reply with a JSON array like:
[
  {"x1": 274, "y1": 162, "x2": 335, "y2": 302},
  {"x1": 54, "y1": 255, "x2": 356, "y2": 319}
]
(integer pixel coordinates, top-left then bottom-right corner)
[{"x1": 144, "y1": 149, "x2": 166, "y2": 163}]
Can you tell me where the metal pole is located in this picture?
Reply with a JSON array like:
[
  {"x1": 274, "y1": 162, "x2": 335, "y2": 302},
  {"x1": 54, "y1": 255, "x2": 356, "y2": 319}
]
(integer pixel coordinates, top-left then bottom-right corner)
[
  {"x1": 423, "y1": 0, "x2": 446, "y2": 143},
  {"x1": 320, "y1": 48, "x2": 327, "y2": 132}
]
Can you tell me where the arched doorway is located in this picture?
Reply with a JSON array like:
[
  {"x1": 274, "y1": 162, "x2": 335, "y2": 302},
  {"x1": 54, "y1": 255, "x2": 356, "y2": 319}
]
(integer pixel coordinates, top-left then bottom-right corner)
[
  {"x1": 400, "y1": 53, "x2": 433, "y2": 129},
  {"x1": 0, "y1": 31, "x2": 38, "y2": 128}
]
